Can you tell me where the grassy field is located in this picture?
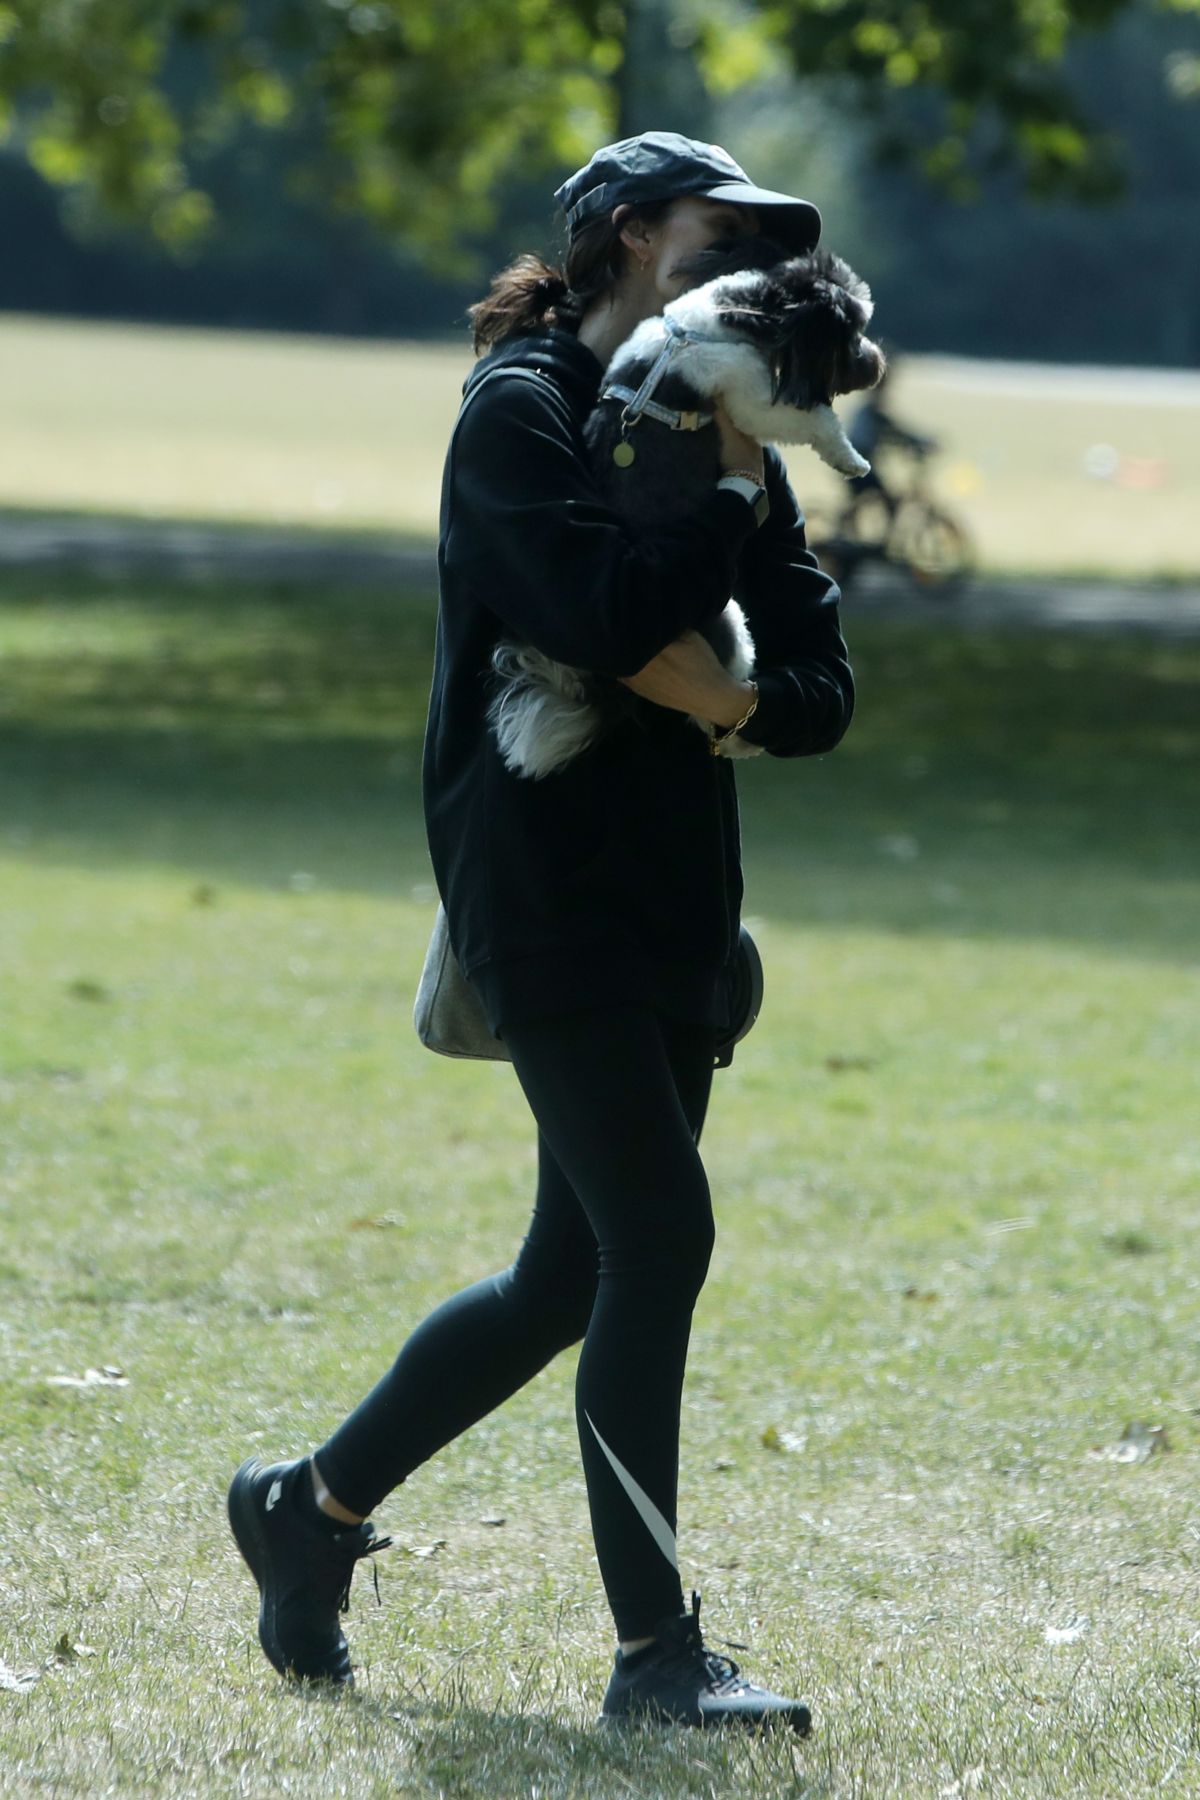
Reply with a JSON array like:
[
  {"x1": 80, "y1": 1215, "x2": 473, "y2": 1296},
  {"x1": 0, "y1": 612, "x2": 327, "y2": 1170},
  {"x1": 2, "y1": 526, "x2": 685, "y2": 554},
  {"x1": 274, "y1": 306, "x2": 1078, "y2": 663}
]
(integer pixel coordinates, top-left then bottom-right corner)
[
  {"x1": 1, "y1": 312, "x2": 1197, "y2": 578},
  {"x1": 1, "y1": 567, "x2": 1198, "y2": 1796}
]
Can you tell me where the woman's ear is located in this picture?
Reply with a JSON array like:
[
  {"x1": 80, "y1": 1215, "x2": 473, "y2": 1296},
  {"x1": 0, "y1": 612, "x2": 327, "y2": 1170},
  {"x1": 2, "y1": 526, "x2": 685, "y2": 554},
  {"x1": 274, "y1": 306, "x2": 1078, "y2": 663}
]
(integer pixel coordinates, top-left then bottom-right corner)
[{"x1": 614, "y1": 204, "x2": 654, "y2": 268}]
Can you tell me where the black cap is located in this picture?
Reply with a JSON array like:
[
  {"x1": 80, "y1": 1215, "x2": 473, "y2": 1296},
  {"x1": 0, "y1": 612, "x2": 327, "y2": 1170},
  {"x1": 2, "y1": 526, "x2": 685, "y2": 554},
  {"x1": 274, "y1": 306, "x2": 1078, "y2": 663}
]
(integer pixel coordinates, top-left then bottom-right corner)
[{"x1": 554, "y1": 130, "x2": 821, "y2": 253}]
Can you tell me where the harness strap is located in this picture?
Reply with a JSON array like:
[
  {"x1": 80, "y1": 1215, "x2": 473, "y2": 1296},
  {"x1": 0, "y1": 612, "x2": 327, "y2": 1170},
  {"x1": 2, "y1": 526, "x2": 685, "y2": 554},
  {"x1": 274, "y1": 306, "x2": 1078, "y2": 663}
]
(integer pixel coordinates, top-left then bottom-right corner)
[
  {"x1": 599, "y1": 384, "x2": 713, "y2": 431},
  {"x1": 601, "y1": 313, "x2": 716, "y2": 433}
]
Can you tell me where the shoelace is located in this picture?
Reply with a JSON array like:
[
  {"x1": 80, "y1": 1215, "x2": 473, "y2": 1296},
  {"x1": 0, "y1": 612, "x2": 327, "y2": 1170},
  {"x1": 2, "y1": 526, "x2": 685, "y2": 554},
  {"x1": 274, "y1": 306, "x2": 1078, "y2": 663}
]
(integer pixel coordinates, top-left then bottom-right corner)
[
  {"x1": 335, "y1": 1530, "x2": 393, "y2": 1614},
  {"x1": 702, "y1": 1647, "x2": 745, "y2": 1693},
  {"x1": 678, "y1": 1591, "x2": 761, "y2": 1695},
  {"x1": 653, "y1": 1631, "x2": 748, "y2": 1696}
]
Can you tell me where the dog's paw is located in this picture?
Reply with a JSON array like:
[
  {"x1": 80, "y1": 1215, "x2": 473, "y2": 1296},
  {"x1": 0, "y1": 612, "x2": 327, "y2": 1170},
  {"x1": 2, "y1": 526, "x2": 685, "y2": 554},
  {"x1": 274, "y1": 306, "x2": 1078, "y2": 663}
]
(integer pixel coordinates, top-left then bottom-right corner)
[
  {"x1": 831, "y1": 446, "x2": 871, "y2": 479},
  {"x1": 802, "y1": 404, "x2": 871, "y2": 479}
]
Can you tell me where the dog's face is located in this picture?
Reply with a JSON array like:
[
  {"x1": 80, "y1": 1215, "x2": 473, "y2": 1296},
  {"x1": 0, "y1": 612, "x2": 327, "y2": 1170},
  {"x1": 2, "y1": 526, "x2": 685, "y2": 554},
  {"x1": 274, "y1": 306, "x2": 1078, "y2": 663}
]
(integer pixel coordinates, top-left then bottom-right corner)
[
  {"x1": 671, "y1": 230, "x2": 796, "y2": 292},
  {"x1": 673, "y1": 235, "x2": 886, "y2": 409}
]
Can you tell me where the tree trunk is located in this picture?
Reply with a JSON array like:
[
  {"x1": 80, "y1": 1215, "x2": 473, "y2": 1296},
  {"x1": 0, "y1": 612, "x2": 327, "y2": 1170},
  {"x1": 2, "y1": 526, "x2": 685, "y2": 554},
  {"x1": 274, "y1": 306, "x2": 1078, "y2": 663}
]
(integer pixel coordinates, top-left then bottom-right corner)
[{"x1": 615, "y1": 0, "x2": 714, "y2": 143}]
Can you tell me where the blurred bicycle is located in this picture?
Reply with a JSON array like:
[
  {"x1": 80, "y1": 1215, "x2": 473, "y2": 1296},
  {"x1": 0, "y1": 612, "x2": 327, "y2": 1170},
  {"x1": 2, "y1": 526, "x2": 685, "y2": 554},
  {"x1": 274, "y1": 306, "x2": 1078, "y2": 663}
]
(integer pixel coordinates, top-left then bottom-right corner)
[
  {"x1": 801, "y1": 359, "x2": 975, "y2": 600},
  {"x1": 802, "y1": 441, "x2": 976, "y2": 600}
]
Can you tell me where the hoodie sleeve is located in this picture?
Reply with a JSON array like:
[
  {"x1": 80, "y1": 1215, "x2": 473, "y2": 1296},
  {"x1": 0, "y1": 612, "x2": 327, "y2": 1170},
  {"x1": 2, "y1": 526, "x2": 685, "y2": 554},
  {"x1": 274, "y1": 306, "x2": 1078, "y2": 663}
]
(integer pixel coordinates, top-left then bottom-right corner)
[
  {"x1": 443, "y1": 369, "x2": 761, "y2": 679},
  {"x1": 729, "y1": 445, "x2": 856, "y2": 759}
]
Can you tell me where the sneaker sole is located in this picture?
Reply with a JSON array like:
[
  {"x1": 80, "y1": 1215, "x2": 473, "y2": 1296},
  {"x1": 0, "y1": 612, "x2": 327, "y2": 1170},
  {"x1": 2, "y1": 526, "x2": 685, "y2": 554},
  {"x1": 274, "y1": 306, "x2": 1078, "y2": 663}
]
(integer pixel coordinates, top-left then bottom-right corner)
[{"x1": 597, "y1": 1706, "x2": 811, "y2": 1735}]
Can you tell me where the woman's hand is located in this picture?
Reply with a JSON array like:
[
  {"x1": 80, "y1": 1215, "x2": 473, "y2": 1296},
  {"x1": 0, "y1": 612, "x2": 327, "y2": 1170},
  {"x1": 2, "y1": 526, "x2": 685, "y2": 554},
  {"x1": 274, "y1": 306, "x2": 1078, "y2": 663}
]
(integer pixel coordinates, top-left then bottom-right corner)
[
  {"x1": 713, "y1": 399, "x2": 765, "y2": 485},
  {"x1": 618, "y1": 628, "x2": 757, "y2": 727}
]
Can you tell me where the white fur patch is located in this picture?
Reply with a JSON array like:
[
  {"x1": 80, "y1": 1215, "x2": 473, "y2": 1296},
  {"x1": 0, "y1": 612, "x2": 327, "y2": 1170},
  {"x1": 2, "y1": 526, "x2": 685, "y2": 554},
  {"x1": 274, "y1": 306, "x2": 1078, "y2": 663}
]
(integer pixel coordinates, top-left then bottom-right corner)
[
  {"x1": 485, "y1": 604, "x2": 763, "y2": 778},
  {"x1": 486, "y1": 644, "x2": 599, "y2": 779},
  {"x1": 631, "y1": 311, "x2": 870, "y2": 479}
]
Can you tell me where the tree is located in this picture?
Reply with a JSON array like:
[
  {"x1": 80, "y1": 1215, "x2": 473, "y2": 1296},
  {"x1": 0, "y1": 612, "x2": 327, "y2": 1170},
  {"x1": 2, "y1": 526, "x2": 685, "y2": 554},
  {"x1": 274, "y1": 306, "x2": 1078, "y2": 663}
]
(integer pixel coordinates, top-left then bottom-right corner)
[{"x1": 1, "y1": 0, "x2": 1196, "y2": 275}]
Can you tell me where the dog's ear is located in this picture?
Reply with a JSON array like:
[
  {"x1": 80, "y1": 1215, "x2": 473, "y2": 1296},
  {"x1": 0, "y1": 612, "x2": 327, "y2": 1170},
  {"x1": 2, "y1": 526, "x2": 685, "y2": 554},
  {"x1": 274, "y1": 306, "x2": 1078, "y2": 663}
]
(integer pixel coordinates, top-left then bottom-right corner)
[
  {"x1": 769, "y1": 289, "x2": 856, "y2": 409},
  {"x1": 768, "y1": 253, "x2": 886, "y2": 406},
  {"x1": 770, "y1": 336, "x2": 830, "y2": 410}
]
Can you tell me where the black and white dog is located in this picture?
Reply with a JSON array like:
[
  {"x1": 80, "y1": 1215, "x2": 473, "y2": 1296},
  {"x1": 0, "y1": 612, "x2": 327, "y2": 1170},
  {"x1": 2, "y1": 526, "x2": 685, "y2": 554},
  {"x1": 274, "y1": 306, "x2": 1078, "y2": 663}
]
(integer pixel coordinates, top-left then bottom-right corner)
[{"x1": 487, "y1": 235, "x2": 885, "y2": 779}]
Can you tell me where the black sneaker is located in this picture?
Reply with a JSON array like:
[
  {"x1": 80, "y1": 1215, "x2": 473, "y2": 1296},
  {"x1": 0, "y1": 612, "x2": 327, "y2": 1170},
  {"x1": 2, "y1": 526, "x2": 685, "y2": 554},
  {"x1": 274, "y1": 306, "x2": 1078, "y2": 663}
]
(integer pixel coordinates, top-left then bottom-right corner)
[
  {"x1": 599, "y1": 1590, "x2": 811, "y2": 1733},
  {"x1": 227, "y1": 1456, "x2": 391, "y2": 1686}
]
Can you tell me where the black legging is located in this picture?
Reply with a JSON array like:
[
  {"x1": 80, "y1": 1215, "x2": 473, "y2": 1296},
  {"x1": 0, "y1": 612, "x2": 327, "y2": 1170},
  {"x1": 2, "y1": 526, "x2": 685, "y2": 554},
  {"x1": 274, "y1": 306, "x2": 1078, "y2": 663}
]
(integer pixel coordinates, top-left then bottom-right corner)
[{"x1": 315, "y1": 1004, "x2": 718, "y2": 1641}]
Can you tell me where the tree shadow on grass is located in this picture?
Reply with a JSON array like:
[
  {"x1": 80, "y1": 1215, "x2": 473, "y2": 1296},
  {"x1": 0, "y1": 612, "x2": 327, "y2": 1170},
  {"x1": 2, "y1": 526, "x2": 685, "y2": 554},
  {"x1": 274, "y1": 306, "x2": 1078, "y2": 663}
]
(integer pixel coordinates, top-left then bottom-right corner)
[{"x1": 2, "y1": 571, "x2": 1197, "y2": 964}]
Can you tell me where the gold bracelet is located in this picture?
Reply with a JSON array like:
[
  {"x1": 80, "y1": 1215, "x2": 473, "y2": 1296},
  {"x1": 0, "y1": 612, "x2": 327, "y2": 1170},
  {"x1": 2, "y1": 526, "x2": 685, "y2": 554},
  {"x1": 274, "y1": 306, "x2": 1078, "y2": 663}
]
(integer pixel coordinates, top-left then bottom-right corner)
[{"x1": 709, "y1": 681, "x2": 759, "y2": 755}]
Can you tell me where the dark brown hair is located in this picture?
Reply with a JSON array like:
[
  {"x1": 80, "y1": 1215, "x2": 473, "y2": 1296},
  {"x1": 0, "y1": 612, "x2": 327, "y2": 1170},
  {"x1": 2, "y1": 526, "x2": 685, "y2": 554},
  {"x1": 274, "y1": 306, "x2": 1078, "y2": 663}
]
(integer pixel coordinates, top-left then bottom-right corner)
[{"x1": 466, "y1": 198, "x2": 675, "y2": 356}]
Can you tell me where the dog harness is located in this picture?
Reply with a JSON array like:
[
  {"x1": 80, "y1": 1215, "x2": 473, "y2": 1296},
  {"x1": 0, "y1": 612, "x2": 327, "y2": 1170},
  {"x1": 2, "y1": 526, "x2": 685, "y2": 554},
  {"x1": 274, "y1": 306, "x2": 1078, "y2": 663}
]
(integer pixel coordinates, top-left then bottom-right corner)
[{"x1": 600, "y1": 314, "x2": 715, "y2": 464}]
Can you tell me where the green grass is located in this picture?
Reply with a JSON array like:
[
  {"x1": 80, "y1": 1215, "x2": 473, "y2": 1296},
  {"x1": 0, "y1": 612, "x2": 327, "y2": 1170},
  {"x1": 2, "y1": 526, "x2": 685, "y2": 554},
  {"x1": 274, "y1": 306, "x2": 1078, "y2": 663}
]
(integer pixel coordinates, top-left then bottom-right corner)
[
  {"x1": 1, "y1": 313, "x2": 1197, "y2": 578},
  {"x1": 2, "y1": 570, "x2": 1200, "y2": 1795}
]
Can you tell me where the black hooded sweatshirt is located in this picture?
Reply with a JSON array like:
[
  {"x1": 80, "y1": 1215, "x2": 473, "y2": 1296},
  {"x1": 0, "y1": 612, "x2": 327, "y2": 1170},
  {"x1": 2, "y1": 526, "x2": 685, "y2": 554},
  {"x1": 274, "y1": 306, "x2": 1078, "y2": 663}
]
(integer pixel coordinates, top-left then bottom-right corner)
[{"x1": 422, "y1": 325, "x2": 855, "y2": 1040}]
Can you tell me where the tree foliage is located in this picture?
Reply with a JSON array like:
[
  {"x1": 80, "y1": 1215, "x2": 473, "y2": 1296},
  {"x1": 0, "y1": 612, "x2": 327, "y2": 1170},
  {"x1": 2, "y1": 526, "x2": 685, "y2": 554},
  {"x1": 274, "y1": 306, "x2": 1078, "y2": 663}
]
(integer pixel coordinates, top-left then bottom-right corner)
[
  {"x1": 0, "y1": 0, "x2": 621, "y2": 271},
  {"x1": 760, "y1": 1, "x2": 1143, "y2": 199},
  {"x1": 0, "y1": 0, "x2": 1196, "y2": 267}
]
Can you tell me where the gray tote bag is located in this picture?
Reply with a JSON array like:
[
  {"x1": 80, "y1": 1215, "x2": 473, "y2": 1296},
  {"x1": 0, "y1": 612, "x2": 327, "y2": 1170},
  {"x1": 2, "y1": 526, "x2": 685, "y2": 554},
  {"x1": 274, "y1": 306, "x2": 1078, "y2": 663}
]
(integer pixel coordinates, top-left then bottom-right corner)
[
  {"x1": 413, "y1": 902, "x2": 762, "y2": 1068},
  {"x1": 413, "y1": 902, "x2": 509, "y2": 1061}
]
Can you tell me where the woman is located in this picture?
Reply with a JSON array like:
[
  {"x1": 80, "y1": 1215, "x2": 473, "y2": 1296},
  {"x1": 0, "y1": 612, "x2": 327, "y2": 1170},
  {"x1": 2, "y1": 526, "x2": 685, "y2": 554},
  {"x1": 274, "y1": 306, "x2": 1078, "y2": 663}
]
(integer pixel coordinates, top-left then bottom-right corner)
[{"x1": 228, "y1": 130, "x2": 855, "y2": 1732}]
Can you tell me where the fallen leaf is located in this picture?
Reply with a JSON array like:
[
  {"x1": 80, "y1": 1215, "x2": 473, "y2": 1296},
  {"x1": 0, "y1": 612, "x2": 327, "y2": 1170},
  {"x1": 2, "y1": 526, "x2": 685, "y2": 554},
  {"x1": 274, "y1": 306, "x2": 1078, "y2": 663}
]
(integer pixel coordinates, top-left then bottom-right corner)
[
  {"x1": 479, "y1": 1515, "x2": 506, "y2": 1527},
  {"x1": 402, "y1": 1539, "x2": 448, "y2": 1559},
  {"x1": 761, "y1": 1426, "x2": 806, "y2": 1454},
  {"x1": 1102, "y1": 1228, "x2": 1157, "y2": 1258},
  {"x1": 825, "y1": 1054, "x2": 876, "y2": 1073},
  {"x1": 878, "y1": 834, "x2": 920, "y2": 861},
  {"x1": 939, "y1": 1769, "x2": 984, "y2": 1798},
  {"x1": 348, "y1": 1213, "x2": 407, "y2": 1231},
  {"x1": 1044, "y1": 1618, "x2": 1088, "y2": 1645},
  {"x1": 903, "y1": 1287, "x2": 938, "y2": 1303},
  {"x1": 66, "y1": 979, "x2": 110, "y2": 1003},
  {"x1": 1087, "y1": 1421, "x2": 1169, "y2": 1464},
  {"x1": 190, "y1": 884, "x2": 218, "y2": 907},
  {"x1": 53, "y1": 1634, "x2": 98, "y2": 1662},
  {"x1": 0, "y1": 1659, "x2": 40, "y2": 1692},
  {"x1": 713, "y1": 1458, "x2": 734, "y2": 1471},
  {"x1": 46, "y1": 1366, "x2": 128, "y2": 1389}
]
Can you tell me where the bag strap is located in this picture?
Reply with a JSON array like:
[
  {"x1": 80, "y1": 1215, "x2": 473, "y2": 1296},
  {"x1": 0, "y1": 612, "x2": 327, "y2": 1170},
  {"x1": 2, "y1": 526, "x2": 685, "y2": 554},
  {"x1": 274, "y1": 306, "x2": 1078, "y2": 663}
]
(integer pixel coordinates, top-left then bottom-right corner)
[
  {"x1": 441, "y1": 366, "x2": 556, "y2": 539},
  {"x1": 450, "y1": 364, "x2": 554, "y2": 445}
]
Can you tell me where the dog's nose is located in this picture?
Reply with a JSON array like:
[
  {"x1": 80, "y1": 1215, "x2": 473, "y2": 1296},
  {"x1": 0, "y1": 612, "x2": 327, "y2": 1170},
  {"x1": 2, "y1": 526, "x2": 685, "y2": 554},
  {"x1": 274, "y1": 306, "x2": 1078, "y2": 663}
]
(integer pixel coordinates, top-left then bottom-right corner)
[{"x1": 856, "y1": 337, "x2": 887, "y2": 391}]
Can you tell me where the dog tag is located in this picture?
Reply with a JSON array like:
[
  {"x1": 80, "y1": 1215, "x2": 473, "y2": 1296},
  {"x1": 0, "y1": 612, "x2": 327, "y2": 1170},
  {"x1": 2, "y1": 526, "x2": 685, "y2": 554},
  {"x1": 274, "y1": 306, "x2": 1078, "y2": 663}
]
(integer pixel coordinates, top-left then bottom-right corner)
[{"x1": 612, "y1": 440, "x2": 636, "y2": 468}]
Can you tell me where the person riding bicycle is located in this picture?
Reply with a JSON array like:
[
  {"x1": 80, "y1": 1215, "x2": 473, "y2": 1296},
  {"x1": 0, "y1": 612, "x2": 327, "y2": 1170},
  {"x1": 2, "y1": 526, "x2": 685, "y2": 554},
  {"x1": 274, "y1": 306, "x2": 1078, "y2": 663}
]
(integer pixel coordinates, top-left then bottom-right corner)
[{"x1": 846, "y1": 360, "x2": 936, "y2": 521}]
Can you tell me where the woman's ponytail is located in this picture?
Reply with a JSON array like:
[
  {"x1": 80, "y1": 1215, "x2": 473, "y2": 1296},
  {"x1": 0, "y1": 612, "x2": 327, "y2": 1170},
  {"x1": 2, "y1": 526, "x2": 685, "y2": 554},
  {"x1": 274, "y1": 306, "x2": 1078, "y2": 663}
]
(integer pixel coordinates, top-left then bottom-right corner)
[
  {"x1": 466, "y1": 254, "x2": 576, "y2": 355},
  {"x1": 466, "y1": 196, "x2": 674, "y2": 356}
]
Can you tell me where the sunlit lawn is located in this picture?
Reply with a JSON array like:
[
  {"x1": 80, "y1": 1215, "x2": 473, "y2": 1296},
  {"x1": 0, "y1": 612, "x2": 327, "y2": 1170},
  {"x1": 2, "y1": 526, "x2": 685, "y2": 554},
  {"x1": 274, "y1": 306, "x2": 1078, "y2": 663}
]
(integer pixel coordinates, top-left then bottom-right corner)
[
  {"x1": 1, "y1": 312, "x2": 1197, "y2": 577},
  {"x1": 1, "y1": 569, "x2": 1199, "y2": 1795}
]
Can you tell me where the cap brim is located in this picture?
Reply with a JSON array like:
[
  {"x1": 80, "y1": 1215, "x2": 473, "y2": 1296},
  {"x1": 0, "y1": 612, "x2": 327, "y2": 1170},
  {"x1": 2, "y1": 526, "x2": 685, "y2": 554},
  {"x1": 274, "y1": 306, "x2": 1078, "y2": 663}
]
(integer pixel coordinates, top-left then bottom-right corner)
[{"x1": 699, "y1": 182, "x2": 821, "y2": 251}]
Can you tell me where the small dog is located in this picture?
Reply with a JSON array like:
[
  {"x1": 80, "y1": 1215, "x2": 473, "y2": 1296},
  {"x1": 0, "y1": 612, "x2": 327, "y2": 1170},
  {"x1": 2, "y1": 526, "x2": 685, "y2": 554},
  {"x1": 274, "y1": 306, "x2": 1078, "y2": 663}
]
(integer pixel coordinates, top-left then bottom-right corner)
[{"x1": 487, "y1": 235, "x2": 885, "y2": 779}]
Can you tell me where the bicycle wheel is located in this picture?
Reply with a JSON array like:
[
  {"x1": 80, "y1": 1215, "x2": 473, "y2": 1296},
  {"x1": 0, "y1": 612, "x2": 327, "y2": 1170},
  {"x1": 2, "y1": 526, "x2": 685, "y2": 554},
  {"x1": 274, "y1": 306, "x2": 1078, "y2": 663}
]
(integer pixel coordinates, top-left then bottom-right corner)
[
  {"x1": 890, "y1": 501, "x2": 974, "y2": 599},
  {"x1": 801, "y1": 502, "x2": 877, "y2": 595}
]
